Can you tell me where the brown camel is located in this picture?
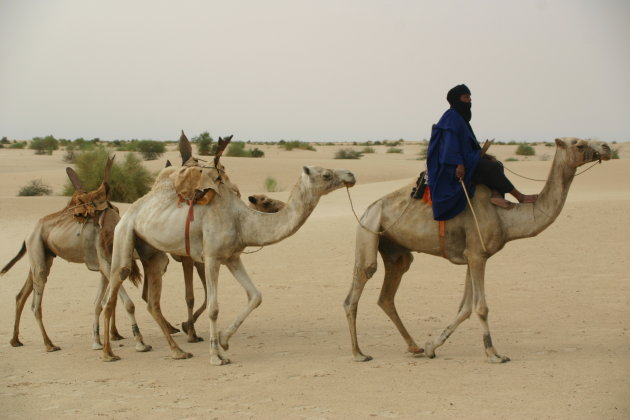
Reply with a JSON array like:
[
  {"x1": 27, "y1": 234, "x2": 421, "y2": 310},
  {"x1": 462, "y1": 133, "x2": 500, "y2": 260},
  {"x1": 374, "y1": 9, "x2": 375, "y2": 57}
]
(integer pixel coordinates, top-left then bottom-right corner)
[
  {"x1": 101, "y1": 133, "x2": 356, "y2": 364},
  {"x1": 1, "y1": 158, "x2": 151, "y2": 353},
  {"x1": 344, "y1": 138, "x2": 611, "y2": 362}
]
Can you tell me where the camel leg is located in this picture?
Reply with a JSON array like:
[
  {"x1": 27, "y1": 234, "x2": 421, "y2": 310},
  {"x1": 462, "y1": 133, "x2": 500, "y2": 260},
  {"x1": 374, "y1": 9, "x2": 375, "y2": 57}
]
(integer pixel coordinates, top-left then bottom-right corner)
[
  {"x1": 343, "y1": 262, "x2": 375, "y2": 362},
  {"x1": 180, "y1": 257, "x2": 203, "y2": 342},
  {"x1": 218, "y1": 255, "x2": 262, "y2": 351},
  {"x1": 91, "y1": 275, "x2": 107, "y2": 349},
  {"x1": 11, "y1": 272, "x2": 34, "y2": 347},
  {"x1": 425, "y1": 267, "x2": 473, "y2": 358},
  {"x1": 142, "y1": 252, "x2": 192, "y2": 359},
  {"x1": 116, "y1": 285, "x2": 152, "y2": 352},
  {"x1": 29, "y1": 252, "x2": 59, "y2": 352},
  {"x1": 204, "y1": 257, "x2": 230, "y2": 365},
  {"x1": 102, "y1": 226, "x2": 137, "y2": 361},
  {"x1": 191, "y1": 262, "x2": 208, "y2": 326},
  {"x1": 378, "y1": 248, "x2": 423, "y2": 355},
  {"x1": 468, "y1": 257, "x2": 510, "y2": 363}
]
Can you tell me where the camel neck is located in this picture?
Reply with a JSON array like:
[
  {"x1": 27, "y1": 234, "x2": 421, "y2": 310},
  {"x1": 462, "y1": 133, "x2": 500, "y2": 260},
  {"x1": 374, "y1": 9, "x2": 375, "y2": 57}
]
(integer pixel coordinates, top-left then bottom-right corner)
[
  {"x1": 239, "y1": 176, "x2": 321, "y2": 246},
  {"x1": 503, "y1": 147, "x2": 576, "y2": 241}
]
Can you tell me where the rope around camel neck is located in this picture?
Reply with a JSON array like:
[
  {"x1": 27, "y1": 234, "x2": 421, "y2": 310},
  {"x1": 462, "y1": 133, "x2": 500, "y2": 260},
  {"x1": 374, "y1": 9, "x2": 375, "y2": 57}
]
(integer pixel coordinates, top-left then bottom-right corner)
[{"x1": 503, "y1": 160, "x2": 600, "y2": 182}]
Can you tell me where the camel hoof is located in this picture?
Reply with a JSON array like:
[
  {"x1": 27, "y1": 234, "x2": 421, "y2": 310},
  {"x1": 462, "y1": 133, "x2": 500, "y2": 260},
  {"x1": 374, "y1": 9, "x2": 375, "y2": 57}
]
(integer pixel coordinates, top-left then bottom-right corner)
[
  {"x1": 487, "y1": 355, "x2": 511, "y2": 364},
  {"x1": 187, "y1": 335, "x2": 204, "y2": 343},
  {"x1": 92, "y1": 343, "x2": 104, "y2": 350},
  {"x1": 135, "y1": 343, "x2": 152, "y2": 352},
  {"x1": 353, "y1": 353, "x2": 373, "y2": 362},
  {"x1": 46, "y1": 345, "x2": 61, "y2": 352},
  {"x1": 173, "y1": 351, "x2": 193, "y2": 360},
  {"x1": 166, "y1": 322, "x2": 180, "y2": 335},
  {"x1": 110, "y1": 333, "x2": 125, "y2": 341},
  {"x1": 103, "y1": 354, "x2": 121, "y2": 362},
  {"x1": 210, "y1": 355, "x2": 231, "y2": 366},
  {"x1": 10, "y1": 338, "x2": 23, "y2": 347},
  {"x1": 181, "y1": 321, "x2": 190, "y2": 334},
  {"x1": 409, "y1": 345, "x2": 424, "y2": 355},
  {"x1": 424, "y1": 342, "x2": 436, "y2": 359}
]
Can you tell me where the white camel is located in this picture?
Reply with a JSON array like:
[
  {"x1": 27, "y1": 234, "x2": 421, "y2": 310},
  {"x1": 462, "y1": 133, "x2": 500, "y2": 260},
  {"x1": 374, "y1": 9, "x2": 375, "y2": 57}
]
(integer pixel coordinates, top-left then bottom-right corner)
[
  {"x1": 101, "y1": 133, "x2": 356, "y2": 364},
  {"x1": 344, "y1": 138, "x2": 611, "y2": 362}
]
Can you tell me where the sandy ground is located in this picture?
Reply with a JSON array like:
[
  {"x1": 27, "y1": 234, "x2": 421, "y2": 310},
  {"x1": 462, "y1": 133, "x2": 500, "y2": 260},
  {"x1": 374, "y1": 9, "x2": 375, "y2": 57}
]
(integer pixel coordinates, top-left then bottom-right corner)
[{"x1": 1, "y1": 142, "x2": 629, "y2": 419}]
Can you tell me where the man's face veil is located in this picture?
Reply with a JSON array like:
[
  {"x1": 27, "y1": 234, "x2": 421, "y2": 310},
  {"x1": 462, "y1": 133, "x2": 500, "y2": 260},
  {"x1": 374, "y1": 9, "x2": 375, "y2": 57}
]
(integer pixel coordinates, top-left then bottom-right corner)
[{"x1": 447, "y1": 84, "x2": 472, "y2": 122}]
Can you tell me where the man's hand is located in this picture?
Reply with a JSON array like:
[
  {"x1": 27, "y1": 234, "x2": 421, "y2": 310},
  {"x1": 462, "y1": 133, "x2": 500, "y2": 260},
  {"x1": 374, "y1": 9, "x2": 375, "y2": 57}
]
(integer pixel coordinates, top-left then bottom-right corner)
[{"x1": 456, "y1": 164, "x2": 465, "y2": 180}]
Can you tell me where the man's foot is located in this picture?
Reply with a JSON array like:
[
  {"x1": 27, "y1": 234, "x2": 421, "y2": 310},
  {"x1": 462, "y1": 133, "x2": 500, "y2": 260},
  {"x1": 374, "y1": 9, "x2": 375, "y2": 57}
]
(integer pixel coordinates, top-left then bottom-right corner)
[
  {"x1": 490, "y1": 197, "x2": 515, "y2": 209},
  {"x1": 518, "y1": 194, "x2": 538, "y2": 204}
]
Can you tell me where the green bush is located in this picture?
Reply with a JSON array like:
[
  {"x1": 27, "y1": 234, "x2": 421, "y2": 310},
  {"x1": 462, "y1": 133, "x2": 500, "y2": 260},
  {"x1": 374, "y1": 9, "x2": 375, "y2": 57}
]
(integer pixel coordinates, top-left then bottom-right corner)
[
  {"x1": 335, "y1": 148, "x2": 363, "y2": 159},
  {"x1": 9, "y1": 141, "x2": 26, "y2": 149},
  {"x1": 279, "y1": 141, "x2": 316, "y2": 151},
  {"x1": 63, "y1": 147, "x2": 155, "y2": 203},
  {"x1": 193, "y1": 131, "x2": 214, "y2": 156},
  {"x1": 137, "y1": 140, "x2": 166, "y2": 160},
  {"x1": 116, "y1": 140, "x2": 139, "y2": 152},
  {"x1": 30, "y1": 135, "x2": 59, "y2": 155},
  {"x1": 18, "y1": 179, "x2": 52, "y2": 196},
  {"x1": 387, "y1": 147, "x2": 403, "y2": 154},
  {"x1": 361, "y1": 147, "x2": 376, "y2": 154},
  {"x1": 516, "y1": 144, "x2": 535, "y2": 156},
  {"x1": 505, "y1": 157, "x2": 519, "y2": 162},
  {"x1": 264, "y1": 176, "x2": 280, "y2": 192},
  {"x1": 1, "y1": 136, "x2": 9, "y2": 144},
  {"x1": 612, "y1": 148, "x2": 620, "y2": 159}
]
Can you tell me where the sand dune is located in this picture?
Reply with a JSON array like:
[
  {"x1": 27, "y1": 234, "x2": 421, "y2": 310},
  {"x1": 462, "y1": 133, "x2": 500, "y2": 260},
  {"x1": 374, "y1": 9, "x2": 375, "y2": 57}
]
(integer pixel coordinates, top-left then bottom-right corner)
[{"x1": 1, "y1": 143, "x2": 629, "y2": 419}]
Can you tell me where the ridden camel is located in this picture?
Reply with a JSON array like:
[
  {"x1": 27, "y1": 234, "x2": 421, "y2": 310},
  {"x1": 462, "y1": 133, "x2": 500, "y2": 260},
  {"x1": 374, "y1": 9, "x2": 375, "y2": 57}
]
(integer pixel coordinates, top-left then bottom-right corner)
[
  {"x1": 344, "y1": 138, "x2": 611, "y2": 362},
  {"x1": 101, "y1": 133, "x2": 356, "y2": 364},
  {"x1": 1, "y1": 158, "x2": 151, "y2": 353}
]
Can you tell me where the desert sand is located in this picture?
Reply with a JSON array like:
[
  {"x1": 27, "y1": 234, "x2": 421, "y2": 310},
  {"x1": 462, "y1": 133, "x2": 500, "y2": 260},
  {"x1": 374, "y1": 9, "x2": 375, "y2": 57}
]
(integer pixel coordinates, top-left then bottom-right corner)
[{"x1": 1, "y1": 141, "x2": 629, "y2": 419}]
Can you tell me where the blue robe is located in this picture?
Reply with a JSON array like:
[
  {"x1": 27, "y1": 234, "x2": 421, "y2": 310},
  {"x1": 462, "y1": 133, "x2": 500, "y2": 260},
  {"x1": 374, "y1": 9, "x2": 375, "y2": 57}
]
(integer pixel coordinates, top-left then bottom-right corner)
[{"x1": 427, "y1": 109, "x2": 481, "y2": 220}]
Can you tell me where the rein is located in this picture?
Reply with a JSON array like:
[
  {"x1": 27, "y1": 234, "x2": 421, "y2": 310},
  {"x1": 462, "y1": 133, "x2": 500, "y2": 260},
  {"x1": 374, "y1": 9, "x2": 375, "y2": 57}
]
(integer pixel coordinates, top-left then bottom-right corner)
[
  {"x1": 345, "y1": 187, "x2": 414, "y2": 236},
  {"x1": 503, "y1": 160, "x2": 601, "y2": 182}
]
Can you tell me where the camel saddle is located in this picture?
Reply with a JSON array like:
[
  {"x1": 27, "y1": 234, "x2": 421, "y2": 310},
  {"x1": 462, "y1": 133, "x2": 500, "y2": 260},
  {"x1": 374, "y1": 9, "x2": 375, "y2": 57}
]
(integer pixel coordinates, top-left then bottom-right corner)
[{"x1": 70, "y1": 183, "x2": 112, "y2": 221}]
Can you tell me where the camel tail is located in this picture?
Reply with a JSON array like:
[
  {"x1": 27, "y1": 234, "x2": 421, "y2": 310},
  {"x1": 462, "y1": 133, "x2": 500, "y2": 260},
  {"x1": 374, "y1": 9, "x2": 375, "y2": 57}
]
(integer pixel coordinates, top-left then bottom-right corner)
[
  {"x1": 128, "y1": 260, "x2": 143, "y2": 288},
  {"x1": 1, "y1": 241, "x2": 27, "y2": 275}
]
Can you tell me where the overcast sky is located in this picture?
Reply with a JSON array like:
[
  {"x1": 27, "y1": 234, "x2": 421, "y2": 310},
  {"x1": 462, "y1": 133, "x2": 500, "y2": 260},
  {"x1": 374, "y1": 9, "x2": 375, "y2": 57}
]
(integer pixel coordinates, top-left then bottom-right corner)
[{"x1": 1, "y1": 0, "x2": 628, "y2": 143}]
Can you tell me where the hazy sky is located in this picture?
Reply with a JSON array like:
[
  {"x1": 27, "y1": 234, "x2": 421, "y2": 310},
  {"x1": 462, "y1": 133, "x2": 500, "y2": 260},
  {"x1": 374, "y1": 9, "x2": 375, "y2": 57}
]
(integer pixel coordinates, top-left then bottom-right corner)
[{"x1": 1, "y1": 0, "x2": 628, "y2": 143}]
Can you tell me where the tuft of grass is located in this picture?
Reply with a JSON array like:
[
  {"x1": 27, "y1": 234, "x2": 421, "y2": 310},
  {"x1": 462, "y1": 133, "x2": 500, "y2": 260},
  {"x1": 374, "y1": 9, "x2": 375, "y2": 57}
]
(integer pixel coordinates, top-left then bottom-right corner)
[
  {"x1": 264, "y1": 176, "x2": 281, "y2": 192},
  {"x1": 9, "y1": 142, "x2": 26, "y2": 149},
  {"x1": 335, "y1": 148, "x2": 363, "y2": 159},
  {"x1": 226, "y1": 142, "x2": 265, "y2": 158},
  {"x1": 611, "y1": 148, "x2": 620, "y2": 159},
  {"x1": 361, "y1": 146, "x2": 376, "y2": 154},
  {"x1": 516, "y1": 144, "x2": 535, "y2": 156},
  {"x1": 18, "y1": 179, "x2": 52, "y2": 196},
  {"x1": 505, "y1": 157, "x2": 519, "y2": 162},
  {"x1": 279, "y1": 140, "x2": 316, "y2": 151},
  {"x1": 387, "y1": 147, "x2": 403, "y2": 154}
]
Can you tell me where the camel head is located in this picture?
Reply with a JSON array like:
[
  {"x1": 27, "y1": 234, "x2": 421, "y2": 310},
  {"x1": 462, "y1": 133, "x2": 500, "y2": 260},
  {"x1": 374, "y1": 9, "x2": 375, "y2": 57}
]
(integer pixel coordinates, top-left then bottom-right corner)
[
  {"x1": 555, "y1": 137, "x2": 612, "y2": 168},
  {"x1": 301, "y1": 166, "x2": 356, "y2": 196},
  {"x1": 248, "y1": 194, "x2": 286, "y2": 213}
]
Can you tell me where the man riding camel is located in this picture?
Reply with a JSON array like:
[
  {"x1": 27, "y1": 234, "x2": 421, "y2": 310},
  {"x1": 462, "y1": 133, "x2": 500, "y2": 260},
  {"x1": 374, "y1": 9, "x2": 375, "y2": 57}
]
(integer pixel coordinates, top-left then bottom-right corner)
[{"x1": 426, "y1": 84, "x2": 537, "y2": 220}]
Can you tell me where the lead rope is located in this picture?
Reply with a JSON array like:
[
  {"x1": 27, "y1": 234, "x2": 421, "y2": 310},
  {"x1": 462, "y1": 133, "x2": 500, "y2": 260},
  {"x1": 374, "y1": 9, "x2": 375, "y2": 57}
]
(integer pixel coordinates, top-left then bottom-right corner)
[
  {"x1": 459, "y1": 179, "x2": 488, "y2": 253},
  {"x1": 345, "y1": 187, "x2": 414, "y2": 236},
  {"x1": 503, "y1": 160, "x2": 600, "y2": 182}
]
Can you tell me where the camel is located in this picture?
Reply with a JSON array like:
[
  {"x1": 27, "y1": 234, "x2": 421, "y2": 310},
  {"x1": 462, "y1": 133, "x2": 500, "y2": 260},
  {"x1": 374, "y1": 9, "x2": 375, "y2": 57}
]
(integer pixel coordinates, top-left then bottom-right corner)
[
  {"x1": 248, "y1": 194, "x2": 286, "y2": 213},
  {"x1": 344, "y1": 137, "x2": 611, "y2": 363},
  {"x1": 156, "y1": 141, "x2": 286, "y2": 344},
  {"x1": 1, "y1": 158, "x2": 151, "y2": 353},
  {"x1": 101, "y1": 133, "x2": 356, "y2": 364}
]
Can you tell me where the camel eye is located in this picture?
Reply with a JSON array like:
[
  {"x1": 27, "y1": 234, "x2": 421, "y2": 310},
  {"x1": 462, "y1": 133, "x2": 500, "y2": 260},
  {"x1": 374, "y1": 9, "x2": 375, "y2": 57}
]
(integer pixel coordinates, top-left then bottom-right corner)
[
  {"x1": 576, "y1": 144, "x2": 585, "y2": 150},
  {"x1": 323, "y1": 172, "x2": 332, "y2": 180}
]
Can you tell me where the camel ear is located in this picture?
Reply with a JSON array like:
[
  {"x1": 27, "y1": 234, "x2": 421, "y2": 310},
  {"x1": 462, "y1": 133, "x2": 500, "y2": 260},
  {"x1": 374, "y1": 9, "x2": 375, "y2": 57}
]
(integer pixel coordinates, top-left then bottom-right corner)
[
  {"x1": 303, "y1": 166, "x2": 311, "y2": 176},
  {"x1": 213, "y1": 136, "x2": 231, "y2": 167},
  {"x1": 165, "y1": 160, "x2": 172, "y2": 167},
  {"x1": 66, "y1": 167, "x2": 85, "y2": 192},
  {"x1": 179, "y1": 130, "x2": 193, "y2": 165},
  {"x1": 248, "y1": 196, "x2": 257, "y2": 204},
  {"x1": 555, "y1": 138, "x2": 567, "y2": 149},
  {"x1": 103, "y1": 155, "x2": 115, "y2": 184}
]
